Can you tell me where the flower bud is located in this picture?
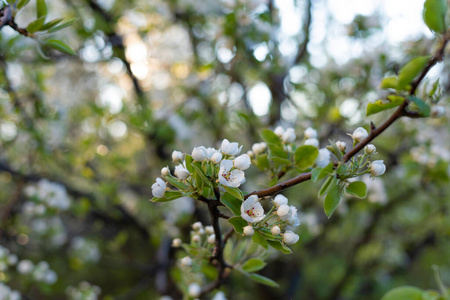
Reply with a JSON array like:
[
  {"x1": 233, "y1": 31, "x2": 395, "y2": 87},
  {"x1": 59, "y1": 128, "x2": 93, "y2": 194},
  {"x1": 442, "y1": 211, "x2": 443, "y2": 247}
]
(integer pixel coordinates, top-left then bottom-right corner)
[
  {"x1": 252, "y1": 142, "x2": 266, "y2": 154},
  {"x1": 349, "y1": 127, "x2": 368, "y2": 143},
  {"x1": 315, "y1": 148, "x2": 331, "y2": 167},
  {"x1": 207, "y1": 234, "x2": 216, "y2": 244},
  {"x1": 335, "y1": 141, "x2": 346, "y2": 152},
  {"x1": 205, "y1": 226, "x2": 214, "y2": 235},
  {"x1": 277, "y1": 204, "x2": 291, "y2": 218},
  {"x1": 211, "y1": 152, "x2": 223, "y2": 164},
  {"x1": 234, "y1": 154, "x2": 251, "y2": 170},
  {"x1": 370, "y1": 160, "x2": 386, "y2": 177},
  {"x1": 364, "y1": 144, "x2": 376, "y2": 155},
  {"x1": 304, "y1": 138, "x2": 319, "y2": 148},
  {"x1": 282, "y1": 128, "x2": 296, "y2": 143},
  {"x1": 283, "y1": 230, "x2": 300, "y2": 245},
  {"x1": 273, "y1": 194, "x2": 288, "y2": 208},
  {"x1": 161, "y1": 167, "x2": 169, "y2": 176},
  {"x1": 188, "y1": 283, "x2": 201, "y2": 298},
  {"x1": 151, "y1": 178, "x2": 166, "y2": 198},
  {"x1": 431, "y1": 105, "x2": 445, "y2": 118},
  {"x1": 271, "y1": 225, "x2": 281, "y2": 235},
  {"x1": 304, "y1": 127, "x2": 317, "y2": 139},
  {"x1": 172, "y1": 150, "x2": 183, "y2": 162},
  {"x1": 180, "y1": 256, "x2": 192, "y2": 267},
  {"x1": 174, "y1": 165, "x2": 190, "y2": 180},
  {"x1": 247, "y1": 150, "x2": 254, "y2": 158},
  {"x1": 274, "y1": 126, "x2": 285, "y2": 137},
  {"x1": 192, "y1": 146, "x2": 207, "y2": 162},
  {"x1": 192, "y1": 234, "x2": 201, "y2": 243},
  {"x1": 172, "y1": 238, "x2": 182, "y2": 248},
  {"x1": 192, "y1": 222, "x2": 203, "y2": 230},
  {"x1": 243, "y1": 225, "x2": 255, "y2": 236}
]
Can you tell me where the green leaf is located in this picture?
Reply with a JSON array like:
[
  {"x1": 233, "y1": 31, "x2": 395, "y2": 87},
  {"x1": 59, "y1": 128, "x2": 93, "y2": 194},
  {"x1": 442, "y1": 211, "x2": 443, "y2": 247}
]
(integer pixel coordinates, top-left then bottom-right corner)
[
  {"x1": 398, "y1": 56, "x2": 430, "y2": 90},
  {"x1": 165, "y1": 174, "x2": 189, "y2": 190},
  {"x1": 191, "y1": 162, "x2": 214, "y2": 190},
  {"x1": 295, "y1": 145, "x2": 319, "y2": 169},
  {"x1": 379, "y1": 76, "x2": 398, "y2": 90},
  {"x1": 26, "y1": 17, "x2": 46, "y2": 33},
  {"x1": 249, "y1": 274, "x2": 280, "y2": 288},
  {"x1": 324, "y1": 185, "x2": 341, "y2": 218},
  {"x1": 267, "y1": 240, "x2": 292, "y2": 254},
  {"x1": 261, "y1": 129, "x2": 281, "y2": 144},
  {"x1": 366, "y1": 95, "x2": 404, "y2": 116},
  {"x1": 242, "y1": 258, "x2": 266, "y2": 273},
  {"x1": 221, "y1": 192, "x2": 242, "y2": 216},
  {"x1": 151, "y1": 190, "x2": 184, "y2": 202},
  {"x1": 381, "y1": 286, "x2": 424, "y2": 300},
  {"x1": 423, "y1": 0, "x2": 447, "y2": 34},
  {"x1": 36, "y1": 0, "x2": 47, "y2": 19},
  {"x1": 184, "y1": 155, "x2": 194, "y2": 172},
  {"x1": 408, "y1": 96, "x2": 431, "y2": 117},
  {"x1": 254, "y1": 154, "x2": 270, "y2": 170},
  {"x1": 48, "y1": 19, "x2": 77, "y2": 33},
  {"x1": 312, "y1": 163, "x2": 334, "y2": 182},
  {"x1": 267, "y1": 143, "x2": 287, "y2": 159},
  {"x1": 17, "y1": 0, "x2": 31, "y2": 9},
  {"x1": 258, "y1": 228, "x2": 281, "y2": 241},
  {"x1": 345, "y1": 181, "x2": 367, "y2": 199},
  {"x1": 45, "y1": 39, "x2": 76, "y2": 55},
  {"x1": 224, "y1": 186, "x2": 244, "y2": 201},
  {"x1": 40, "y1": 18, "x2": 64, "y2": 31},
  {"x1": 421, "y1": 290, "x2": 441, "y2": 300},
  {"x1": 228, "y1": 216, "x2": 247, "y2": 234},
  {"x1": 269, "y1": 156, "x2": 291, "y2": 165},
  {"x1": 318, "y1": 175, "x2": 336, "y2": 197},
  {"x1": 252, "y1": 231, "x2": 268, "y2": 249}
]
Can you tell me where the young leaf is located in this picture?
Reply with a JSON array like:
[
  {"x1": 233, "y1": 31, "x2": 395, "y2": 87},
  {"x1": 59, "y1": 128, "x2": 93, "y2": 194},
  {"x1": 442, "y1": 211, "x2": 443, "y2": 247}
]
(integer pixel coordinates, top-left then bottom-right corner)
[
  {"x1": 228, "y1": 216, "x2": 248, "y2": 234},
  {"x1": 318, "y1": 175, "x2": 336, "y2": 197},
  {"x1": 366, "y1": 96, "x2": 404, "y2": 116},
  {"x1": 17, "y1": 0, "x2": 31, "y2": 9},
  {"x1": 224, "y1": 186, "x2": 244, "y2": 201},
  {"x1": 269, "y1": 156, "x2": 291, "y2": 165},
  {"x1": 252, "y1": 231, "x2": 268, "y2": 249},
  {"x1": 267, "y1": 240, "x2": 292, "y2": 254},
  {"x1": 36, "y1": 0, "x2": 47, "y2": 19},
  {"x1": 242, "y1": 258, "x2": 266, "y2": 273},
  {"x1": 261, "y1": 129, "x2": 281, "y2": 144},
  {"x1": 191, "y1": 163, "x2": 214, "y2": 190},
  {"x1": 249, "y1": 274, "x2": 280, "y2": 288},
  {"x1": 295, "y1": 145, "x2": 319, "y2": 169},
  {"x1": 40, "y1": 18, "x2": 64, "y2": 31},
  {"x1": 397, "y1": 56, "x2": 430, "y2": 90},
  {"x1": 345, "y1": 181, "x2": 367, "y2": 199},
  {"x1": 267, "y1": 143, "x2": 287, "y2": 159},
  {"x1": 423, "y1": 0, "x2": 447, "y2": 34},
  {"x1": 408, "y1": 96, "x2": 431, "y2": 117},
  {"x1": 324, "y1": 185, "x2": 341, "y2": 218},
  {"x1": 254, "y1": 154, "x2": 270, "y2": 170},
  {"x1": 312, "y1": 163, "x2": 334, "y2": 182},
  {"x1": 151, "y1": 190, "x2": 184, "y2": 202},
  {"x1": 48, "y1": 19, "x2": 77, "y2": 33},
  {"x1": 221, "y1": 192, "x2": 242, "y2": 216},
  {"x1": 45, "y1": 39, "x2": 76, "y2": 55},
  {"x1": 381, "y1": 286, "x2": 424, "y2": 300},
  {"x1": 379, "y1": 76, "x2": 398, "y2": 90},
  {"x1": 165, "y1": 174, "x2": 189, "y2": 190},
  {"x1": 26, "y1": 17, "x2": 46, "y2": 33}
]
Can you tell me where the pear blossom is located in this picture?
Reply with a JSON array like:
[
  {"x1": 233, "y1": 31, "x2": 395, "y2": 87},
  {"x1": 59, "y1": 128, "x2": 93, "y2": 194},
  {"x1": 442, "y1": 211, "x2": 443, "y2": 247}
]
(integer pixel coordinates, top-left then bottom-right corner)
[
  {"x1": 315, "y1": 148, "x2": 331, "y2": 167},
  {"x1": 336, "y1": 141, "x2": 346, "y2": 152},
  {"x1": 161, "y1": 167, "x2": 169, "y2": 176},
  {"x1": 192, "y1": 146, "x2": 207, "y2": 161},
  {"x1": 234, "y1": 154, "x2": 251, "y2": 170},
  {"x1": 277, "y1": 204, "x2": 291, "y2": 219},
  {"x1": 243, "y1": 225, "x2": 255, "y2": 236},
  {"x1": 188, "y1": 283, "x2": 201, "y2": 298},
  {"x1": 218, "y1": 160, "x2": 245, "y2": 187},
  {"x1": 205, "y1": 226, "x2": 214, "y2": 234},
  {"x1": 283, "y1": 230, "x2": 300, "y2": 245},
  {"x1": 349, "y1": 127, "x2": 368, "y2": 143},
  {"x1": 205, "y1": 147, "x2": 219, "y2": 159},
  {"x1": 247, "y1": 150, "x2": 254, "y2": 158},
  {"x1": 304, "y1": 138, "x2": 319, "y2": 148},
  {"x1": 151, "y1": 178, "x2": 166, "y2": 198},
  {"x1": 172, "y1": 238, "x2": 182, "y2": 247},
  {"x1": 304, "y1": 127, "x2": 317, "y2": 139},
  {"x1": 271, "y1": 225, "x2": 281, "y2": 235},
  {"x1": 211, "y1": 152, "x2": 223, "y2": 164},
  {"x1": 174, "y1": 165, "x2": 190, "y2": 180},
  {"x1": 252, "y1": 142, "x2": 266, "y2": 154},
  {"x1": 192, "y1": 235, "x2": 201, "y2": 243},
  {"x1": 274, "y1": 126, "x2": 285, "y2": 137},
  {"x1": 180, "y1": 256, "x2": 192, "y2": 267},
  {"x1": 273, "y1": 194, "x2": 288, "y2": 208},
  {"x1": 370, "y1": 160, "x2": 386, "y2": 177},
  {"x1": 287, "y1": 206, "x2": 300, "y2": 227},
  {"x1": 207, "y1": 234, "x2": 216, "y2": 244},
  {"x1": 282, "y1": 128, "x2": 296, "y2": 143},
  {"x1": 220, "y1": 139, "x2": 242, "y2": 156},
  {"x1": 172, "y1": 150, "x2": 183, "y2": 162},
  {"x1": 241, "y1": 195, "x2": 265, "y2": 223},
  {"x1": 431, "y1": 105, "x2": 445, "y2": 118},
  {"x1": 192, "y1": 222, "x2": 203, "y2": 230},
  {"x1": 364, "y1": 144, "x2": 376, "y2": 155}
]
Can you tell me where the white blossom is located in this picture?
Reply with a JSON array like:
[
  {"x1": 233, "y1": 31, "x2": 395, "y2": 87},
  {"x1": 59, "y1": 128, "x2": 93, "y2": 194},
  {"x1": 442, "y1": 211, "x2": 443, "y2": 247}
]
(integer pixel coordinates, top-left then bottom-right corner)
[
  {"x1": 247, "y1": 150, "x2": 254, "y2": 158},
  {"x1": 315, "y1": 148, "x2": 331, "y2": 167},
  {"x1": 17, "y1": 260, "x2": 34, "y2": 274},
  {"x1": 207, "y1": 234, "x2": 216, "y2": 244},
  {"x1": 180, "y1": 256, "x2": 192, "y2": 267},
  {"x1": 431, "y1": 105, "x2": 445, "y2": 118},
  {"x1": 271, "y1": 225, "x2": 281, "y2": 235},
  {"x1": 370, "y1": 160, "x2": 386, "y2": 177},
  {"x1": 211, "y1": 152, "x2": 223, "y2": 164},
  {"x1": 364, "y1": 144, "x2": 376, "y2": 155},
  {"x1": 205, "y1": 147, "x2": 219, "y2": 159},
  {"x1": 174, "y1": 165, "x2": 190, "y2": 180},
  {"x1": 192, "y1": 222, "x2": 203, "y2": 230},
  {"x1": 172, "y1": 150, "x2": 183, "y2": 162},
  {"x1": 234, "y1": 154, "x2": 251, "y2": 170},
  {"x1": 282, "y1": 128, "x2": 296, "y2": 143},
  {"x1": 161, "y1": 167, "x2": 169, "y2": 176},
  {"x1": 218, "y1": 160, "x2": 245, "y2": 187},
  {"x1": 251, "y1": 142, "x2": 266, "y2": 154},
  {"x1": 304, "y1": 138, "x2": 319, "y2": 148},
  {"x1": 287, "y1": 206, "x2": 300, "y2": 227},
  {"x1": 274, "y1": 126, "x2": 285, "y2": 137},
  {"x1": 172, "y1": 238, "x2": 182, "y2": 248},
  {"x1": 220, "y1": 139, "x2": 242, "y2": 156},
  {"x1": 304, "y1": 127, "x2": 317, "y2": 139},
  {"x1": 277, "y1": 204, "x2": 291, "y2": 219},
  {"x1": 349, "y1": 127, "x2": 368, "y2": 143},
  {"x1": 273, "y1": 194, "x2": 288, "y2": 208},
  {"x1": 188, "y1": 283, "x2": 201, "y2": 298},
  {"x1": 192, "y1": 234, "x2": 201, "y2": 243},
  {"x1": 205, "y1": 226, "x2": 214, "y2": 235},
  {"x1": 192, "y1": 146, "x2": 207, "y2": 162},
  {"x1": 241, "y1": 195, "x2": 265, "y2": 223},
  {"x1": 151, "y1": 178, "x2": 166, "y2": 198},
  {"x1": 212, "y1": 291, "x2": 227, "y2": 300},
  {"x1": 243, "y1": 225, "x2": 254, "y2": 236},
  {"x1": 283, "y1": 230, "x2": 300, "y2": 245},
  {"x1": 336, "y1": 141, "x2": 346, "y2": 152}
]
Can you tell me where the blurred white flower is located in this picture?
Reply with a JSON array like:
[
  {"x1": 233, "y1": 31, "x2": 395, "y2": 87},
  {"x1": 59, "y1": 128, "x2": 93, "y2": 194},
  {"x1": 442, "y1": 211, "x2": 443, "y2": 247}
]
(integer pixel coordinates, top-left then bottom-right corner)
[{"x1": 151, "y1": 178, "x2": 166, "y2": 198}]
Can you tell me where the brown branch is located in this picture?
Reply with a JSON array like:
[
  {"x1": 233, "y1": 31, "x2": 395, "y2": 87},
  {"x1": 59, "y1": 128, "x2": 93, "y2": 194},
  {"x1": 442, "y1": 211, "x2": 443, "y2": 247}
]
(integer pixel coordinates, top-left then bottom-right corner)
[{"x1": 293, "y1": 0, "x2": 312, "y2": 65}]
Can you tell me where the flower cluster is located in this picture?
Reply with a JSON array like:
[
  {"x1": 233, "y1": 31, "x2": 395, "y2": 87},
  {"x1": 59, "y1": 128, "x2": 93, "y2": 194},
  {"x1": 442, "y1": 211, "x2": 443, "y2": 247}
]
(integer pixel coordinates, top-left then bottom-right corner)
[
  {"x1": 66, "y1": 281, "x2": 101, "y2": 300},
  {"x1": 0, "y1": 246, "x2": 18, "y2": 273},
  {"x1": 24, "y1": 179, "x2": 71, "y2": 211},
  {"x1": 241, "y1": 194, "x2": 300, "y2": 245},
  {"x1": 69, "y1": 237, "x2": 101, "y2": 264},
  {"x1": 0, "y1": 283, "x2": 20, "y2": 300},
  {"x1": 17, "y1": 260, "x2": 58, "y2": 285}
]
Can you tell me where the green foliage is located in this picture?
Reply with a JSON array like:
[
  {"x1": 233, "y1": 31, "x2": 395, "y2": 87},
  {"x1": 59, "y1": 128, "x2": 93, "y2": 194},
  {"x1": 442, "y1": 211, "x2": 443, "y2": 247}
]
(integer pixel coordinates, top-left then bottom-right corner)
[
  {"x1": 398, "y1": 56, "x2": 430, "y2": 90},
  {"x1": 367, "y1": 95, "x2": 404, "y2": 116},
  {"x1": 295, "y1": 145, "x2": 319, "y2": 170},
  {"x1": 228, "y1": 217, "x2": 248, "y2": 235},
  {"x1": 324, "y1": 184, "x2": 341, "y2": 218},
  {"x1": 45, "y1": 39, "x2": 76, "y2": 55},
  {"x1": 381, "y1": 286, "x2": 424, "y2": 300},
  {"x1": 242, "y1": 258, "x2": 266, "y2": 273},
  {"x1": 248, "y1": 273, "x2": 280, "y2": 288},
  {"x1": 423, "y1": 0, "x2": 447, "y2": 34},
  {"x1": 345, "y1": 181, "x2": 367, "y2": 199}
]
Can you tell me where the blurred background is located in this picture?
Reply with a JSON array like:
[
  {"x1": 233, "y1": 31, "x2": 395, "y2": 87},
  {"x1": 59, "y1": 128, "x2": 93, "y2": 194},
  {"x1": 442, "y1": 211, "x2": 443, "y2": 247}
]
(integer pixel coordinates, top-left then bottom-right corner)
[{"x1": 0, "y1": 0, "x2": 449, "y2": 299}]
